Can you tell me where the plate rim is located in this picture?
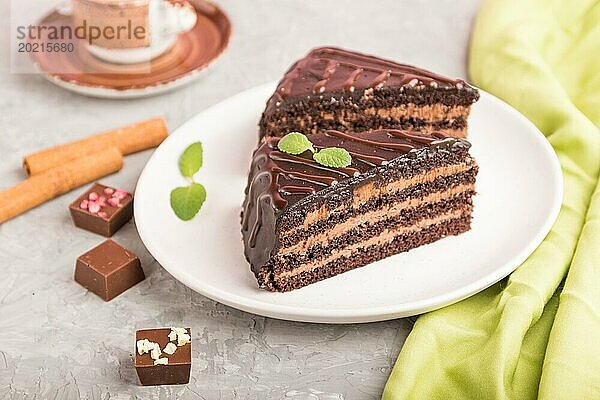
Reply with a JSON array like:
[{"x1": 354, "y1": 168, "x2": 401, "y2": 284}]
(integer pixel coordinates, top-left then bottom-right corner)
[{"x1": 135, "y1": 82, "x2": 563, "y2": 323}]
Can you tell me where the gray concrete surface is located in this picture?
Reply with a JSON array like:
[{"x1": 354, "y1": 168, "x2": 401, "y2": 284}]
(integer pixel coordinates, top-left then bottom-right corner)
[{"x1": 0, "y1": 1, "x2": 481, "y2": 398}]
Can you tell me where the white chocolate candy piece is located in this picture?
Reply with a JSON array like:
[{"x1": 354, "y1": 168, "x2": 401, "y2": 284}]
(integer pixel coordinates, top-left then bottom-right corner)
[
  {"x1": 164, "y1": 342, "x2": 177, "y2": 355},
  {"x1": 150, "y1": 343, "x2": 162, "y2": 360},
  {"x1": 137, "y1": 339, "x2": 153, "y2": 355},
  {"x1": 177, "y1": 333, "x2": 191, "y2": 347},
  {"x1": 154, "y1": 357, "x2": 169, "y2": 366},
  {"x1": 169, "y1": 327, "x2": 191, "y2": 347}
]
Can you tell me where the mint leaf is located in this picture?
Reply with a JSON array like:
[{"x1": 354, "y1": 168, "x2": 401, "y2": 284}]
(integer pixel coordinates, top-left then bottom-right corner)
[
  {"x1": 313, "y1": 147, "x2": 352, "y2": 168},
  {"x1": 170, "y1": 183, "x2": 206, "y2": 221},
  {"x1": 179, "y1": 142, "x2": 203, "y2": 177},
  {"x1": 277, "y1": 132, "x2": 314, "y2": 155}
]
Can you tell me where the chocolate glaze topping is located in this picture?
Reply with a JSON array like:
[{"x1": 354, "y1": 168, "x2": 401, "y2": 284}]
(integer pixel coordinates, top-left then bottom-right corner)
[
  {"x1": 267, "y1": 47, "x2": 478, "y2": 111},
  {"x1": 241, "y1": 129, "x2": 470, "y2": 274}
]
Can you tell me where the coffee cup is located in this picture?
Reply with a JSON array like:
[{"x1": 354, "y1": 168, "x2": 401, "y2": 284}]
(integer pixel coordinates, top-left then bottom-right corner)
[{"x1": 71, "y1": 0, "x2": 197, "y2": 64}]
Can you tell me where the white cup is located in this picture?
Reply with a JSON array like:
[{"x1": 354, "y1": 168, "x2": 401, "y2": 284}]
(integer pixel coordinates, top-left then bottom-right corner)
[{"x1": 72, "y1": 0, "x2": 197, "y2": 64}]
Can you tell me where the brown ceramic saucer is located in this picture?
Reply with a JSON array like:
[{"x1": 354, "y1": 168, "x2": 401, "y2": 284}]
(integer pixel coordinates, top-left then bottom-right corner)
[{"x1": 30, "y1": 0, "x2": 231, "y2": 99}]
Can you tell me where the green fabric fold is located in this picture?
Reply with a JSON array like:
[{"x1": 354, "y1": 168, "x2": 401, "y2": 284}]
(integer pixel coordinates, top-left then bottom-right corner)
[{"x1": 382, "y1": 0, "x2": 600, "y2": 399}]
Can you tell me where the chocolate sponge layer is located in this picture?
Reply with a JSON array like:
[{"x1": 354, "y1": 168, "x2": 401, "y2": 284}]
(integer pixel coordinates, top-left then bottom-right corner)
[
  {"x1": 259, "y1": 215, "x2": 472, "y2": 292},
  {"x1": 261, "y1": 95, "x2": 471, "y2": 139}
]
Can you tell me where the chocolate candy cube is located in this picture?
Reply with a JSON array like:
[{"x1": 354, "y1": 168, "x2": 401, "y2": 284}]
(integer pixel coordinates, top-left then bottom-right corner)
[
  {"x1": 135, "y1": 328, "x2": 192, "y2": 386},
  {"x1": 69, "y1": 183, "x2": 133, "y2": 237},
  {"x1": 74, "y1": 240, "x2": 145, "y2": 301}
]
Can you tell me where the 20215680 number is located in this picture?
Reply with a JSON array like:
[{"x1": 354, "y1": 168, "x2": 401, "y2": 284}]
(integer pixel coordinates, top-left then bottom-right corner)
[{"x1": 18, "y1": 42, "x2": 74, "y2": 53}]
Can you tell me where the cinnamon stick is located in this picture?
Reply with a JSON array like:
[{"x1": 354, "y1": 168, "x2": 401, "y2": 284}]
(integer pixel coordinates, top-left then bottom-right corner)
[
  {"x1": 23, "y1": 117, "x2": 168, "y2": 176},
  {"x1": 0, "y1": 147, "x2": 123, "y2": 224}
]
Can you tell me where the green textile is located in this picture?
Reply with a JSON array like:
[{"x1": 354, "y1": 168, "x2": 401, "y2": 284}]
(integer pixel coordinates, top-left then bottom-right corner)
[{"x1": 382, "y1": 0, "x2": 600, "y2": 399}]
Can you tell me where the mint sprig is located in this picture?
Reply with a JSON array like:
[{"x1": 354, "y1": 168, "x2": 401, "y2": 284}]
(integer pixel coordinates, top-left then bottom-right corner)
[
  {"x1": 170, "y1": 183, "x2": 206, "y2": 221},
  {"x1": 179, "y1": 142, "x2": 203, "y2": 177},
  {"x1": 313, "y1": 147, "x2": 352, "y2": 168},
  {"x1": 277, "y1": 132, "x2": 315, "y2": 155},
  {"x1": 277, "y1": 132, "x2": 352, "y2": 168},
  {"x1": 171, "y1": 142, "x2": 207, "y2": 221}
]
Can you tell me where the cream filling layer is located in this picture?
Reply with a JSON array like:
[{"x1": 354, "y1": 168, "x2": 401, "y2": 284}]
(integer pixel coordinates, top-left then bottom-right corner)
[
  {"x1": 278, "y1": 184, "x2": 474, "y2": 256},
  {"x1": 273, "y1": 104, "x2": 467, "y2": 124},
  {"x1": 275, "y1": 209, "x2": 468, "y2": 279},
  {"x1": 269, "y1": 104, "x2": 469, "y2": 135},
  {"x1": 362, "y1": 104, "x2": 468, "y2": 121},
  {"x1": 286, "y1": 162, "x2": 476, "y2": 233}
]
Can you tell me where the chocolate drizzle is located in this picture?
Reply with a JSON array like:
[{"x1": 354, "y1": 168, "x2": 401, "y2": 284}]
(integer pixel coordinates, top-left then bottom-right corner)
[
  {"x1": 372, "y1": 70, "x2": 392, "y2": 88},
  {"x1": 313, "y1": 59, "x2": 340, "y2": 93},
  {"x1": 344, "y1": 67, "x2": 363, "y2": 92},
  {"x1": 241, "y1": 128, "x2": 469, "y2": 274}
]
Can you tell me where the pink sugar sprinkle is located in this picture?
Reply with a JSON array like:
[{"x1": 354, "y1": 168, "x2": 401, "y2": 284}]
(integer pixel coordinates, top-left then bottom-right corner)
[
  {"x1": 98, "y1": 196, "x2": 107, "y2": 206},
  {"x1": 88, "y1": 202, "x2": 101, "y2": 214},
  {"x1": 79, "y1": 200, "x2": 88, "y2": 209},
  {"x1": 88, "y1": 192, "x2": 99, "y2": 201},
  {"x1": 103, "y1": 187, "x2": 115, "y2": 195},
  {"x1": 113, "y1": 190, "x2": 128, "y2": 200},
  {"x1": 97, "y1": 211, "x2": 107, "y2": 219},
  {"x1": 108, "y1": 198, "x2": 120, "y2": 207}
]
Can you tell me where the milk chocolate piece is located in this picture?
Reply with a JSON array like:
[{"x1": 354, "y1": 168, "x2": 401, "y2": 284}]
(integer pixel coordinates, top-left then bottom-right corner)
[
  {"x1": 74, "y1": 240, "x2": 145, "y2": 301},
  {"x1": 135, "y1": 328, "x2": 192, "y2": 386},
  {"x1": 69, "y1": 183, "x2": 133, "y2": 237}
]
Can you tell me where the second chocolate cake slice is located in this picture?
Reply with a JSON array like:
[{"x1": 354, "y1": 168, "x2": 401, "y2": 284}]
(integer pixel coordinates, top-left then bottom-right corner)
[
  {"x1": 241, "y1": 129, "x2": 478, "y2": 292},
  {"x1": 260, "y1": 47, "x2": 479, "y2": 139}
]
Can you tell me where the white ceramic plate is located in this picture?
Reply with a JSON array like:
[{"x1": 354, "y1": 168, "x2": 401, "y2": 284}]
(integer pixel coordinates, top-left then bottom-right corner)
[{"x1": 135, "y1": 82, "x2": 562, "y2": 323}]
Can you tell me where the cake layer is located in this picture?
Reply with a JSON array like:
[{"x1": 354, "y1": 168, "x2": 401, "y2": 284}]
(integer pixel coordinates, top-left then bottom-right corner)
[
  {"x1": 259, "y1": 215, "x2": 472, "y2": 292},
  {"x1": 259, "y1": 47, "x2": 479, "y2": 139},
  {"x1": 278, "y1": 187, "x2": 475, "y2": 258},
  {"x1": 276, "y1": 207, "x2": 471, "y2": 276},
  {"x1": 263, "y1": 116, "x2": 468, "y2": 139},
  {"x1": 262, "y1": 106, "x2": 469, "y2": 139},
  {"x1": 364, "y1": 104, "x2": 468, "y2": 120},
  {"x1": 281, "y1": 165, "x2": 477, "y2": 240},
  {"x1": 265, "y1": 105, "x2": 471, "y2": 125}
]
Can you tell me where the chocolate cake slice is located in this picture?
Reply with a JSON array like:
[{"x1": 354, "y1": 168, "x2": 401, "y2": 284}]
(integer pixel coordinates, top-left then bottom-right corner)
[
  {"x1": 260, "y1": 47, "x2": 479, "y2": 139},
  {"x1": 241, "y1": 129, "x2": 478, "y2": 292}
]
